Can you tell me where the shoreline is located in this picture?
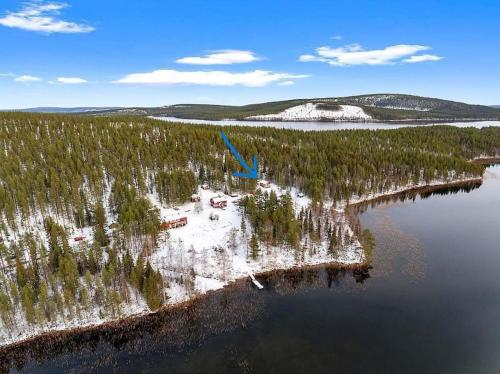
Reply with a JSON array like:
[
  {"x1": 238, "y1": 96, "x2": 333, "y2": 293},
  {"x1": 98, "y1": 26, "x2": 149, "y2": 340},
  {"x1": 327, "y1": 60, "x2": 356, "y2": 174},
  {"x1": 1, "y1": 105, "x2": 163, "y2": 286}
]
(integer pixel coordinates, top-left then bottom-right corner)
[
  {"x1": 243, "y1": 118, "x2": 500, "y2": 124},
  {"x1": 0, "y1": 174, "x2": 486, "y2": 352},
  {"x1": 473, "y1": 156, "x2": 500, "y2": 165},
  {"x1": 159, "y1": 116, "x2": 500, "y2": 125},
  {"x1": 0, "y1": 262, "x2": 368, "y2": 357},
  {"x1": 348, "y1": 177, "x2": 483, "y2": 209}
]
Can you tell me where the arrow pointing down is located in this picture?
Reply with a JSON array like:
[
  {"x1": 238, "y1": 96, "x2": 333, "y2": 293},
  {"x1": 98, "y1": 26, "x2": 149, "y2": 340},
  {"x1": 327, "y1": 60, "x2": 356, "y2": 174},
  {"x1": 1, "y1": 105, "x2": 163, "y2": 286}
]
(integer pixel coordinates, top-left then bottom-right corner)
[{"x1": 220, "y1": 131, "x2": 259, "y2": 179}]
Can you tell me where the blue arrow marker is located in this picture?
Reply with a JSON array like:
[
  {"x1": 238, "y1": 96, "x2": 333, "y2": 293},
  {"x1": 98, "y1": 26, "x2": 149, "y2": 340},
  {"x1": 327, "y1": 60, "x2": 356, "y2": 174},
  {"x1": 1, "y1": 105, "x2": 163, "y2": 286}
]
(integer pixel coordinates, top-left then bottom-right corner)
[{"x1": 220, "y1": 131, "x2": 258, "y2": 179}]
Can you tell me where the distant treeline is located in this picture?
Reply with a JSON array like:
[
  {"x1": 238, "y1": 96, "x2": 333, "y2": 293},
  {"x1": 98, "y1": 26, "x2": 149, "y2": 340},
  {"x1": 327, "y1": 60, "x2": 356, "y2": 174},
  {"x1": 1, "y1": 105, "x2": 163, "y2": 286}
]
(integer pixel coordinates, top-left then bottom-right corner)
[{"x1": 0, "y1": 112, "x2": 498, "y2": 226}]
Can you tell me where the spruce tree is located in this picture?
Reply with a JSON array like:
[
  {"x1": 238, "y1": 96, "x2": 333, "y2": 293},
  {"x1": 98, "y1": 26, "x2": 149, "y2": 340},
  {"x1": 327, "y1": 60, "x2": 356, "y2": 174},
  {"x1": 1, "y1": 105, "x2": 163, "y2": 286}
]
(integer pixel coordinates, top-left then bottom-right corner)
[{"x1": 250, "y1": 234, "x2": 259, "y2": 260}]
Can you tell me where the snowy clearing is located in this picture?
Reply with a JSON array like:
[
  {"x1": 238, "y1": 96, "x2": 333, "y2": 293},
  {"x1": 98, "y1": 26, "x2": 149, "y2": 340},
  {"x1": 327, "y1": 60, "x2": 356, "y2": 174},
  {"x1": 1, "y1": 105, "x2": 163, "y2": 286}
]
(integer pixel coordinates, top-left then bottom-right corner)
[
  {"x1": 149, "y1": 182, "x2": 364, "y2": 305},
  {"x1": 246, "y1": 103, "x2": 372, "y2": 121}
]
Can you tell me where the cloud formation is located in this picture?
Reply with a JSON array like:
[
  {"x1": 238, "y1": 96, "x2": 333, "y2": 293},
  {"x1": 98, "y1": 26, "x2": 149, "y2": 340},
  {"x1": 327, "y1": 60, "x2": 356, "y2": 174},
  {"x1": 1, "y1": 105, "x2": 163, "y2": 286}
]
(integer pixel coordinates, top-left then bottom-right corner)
[
  {"x1": 14, "y1": 75, "x2": 42, "y2": 82},
  {"x1": 277, "y1": 80, "x2": 295, "y2": 86},
  {"x1": 300, "y1": 43, "x2": 442, "y2": 66},
  {"x1": 176, "y1": 50, "x2": 260, "y2": 65},
  {"x1": 115, "y1": 69, "x2": 308, "y2": 87},
  {"x1": 402, "y1": 54, "x2": 443, "y2": 63},
  {"x1": 57, "y1": 76, "x2": 88, "y2": 84},
  {"x1": 0, "y1": 2, "x2": 94, "y2": 33}
]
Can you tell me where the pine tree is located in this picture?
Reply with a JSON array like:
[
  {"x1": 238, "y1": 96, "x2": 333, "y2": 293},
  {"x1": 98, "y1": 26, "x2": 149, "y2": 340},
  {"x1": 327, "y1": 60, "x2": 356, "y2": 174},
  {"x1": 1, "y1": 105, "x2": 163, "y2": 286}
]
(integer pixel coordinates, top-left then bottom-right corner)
[
  {"x1": 15, "y1": 255, "x2": 27, "y2": 288},
  {"x1": 39, "y1": 282, "x2": 49, "y2": 321},
  {"x1": 328, "y1": 228, "x2": 337, "y2": 257},
  {"x1": 240, "y1": 216, "x2": 247, "y2": 235},
  {"x1": 143, "y1": 262, "x2": 162, "y2": 310},
  {"x1": 21, "y1": 284, "x2": 36, "y2": 324},
  {"x1": 250, "y1": 234, "x2": 259, "y2": 260},
  {"x1": 0, "y1": 291, "x2": 12, "y2": 326},
  {"x1": 94, "y1": 201, "x2": 109, "y2": 246}
]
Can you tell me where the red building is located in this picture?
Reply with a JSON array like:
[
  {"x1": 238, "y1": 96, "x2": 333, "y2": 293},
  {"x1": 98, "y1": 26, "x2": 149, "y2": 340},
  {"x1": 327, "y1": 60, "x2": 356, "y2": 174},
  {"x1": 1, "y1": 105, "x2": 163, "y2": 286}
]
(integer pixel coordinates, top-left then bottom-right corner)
[
  {"x1": 210, "y1": 197, "x2": 227, "y2": 208},
  {"x1": 161, "y1": 216, "x2": 188, "y2": 229}
]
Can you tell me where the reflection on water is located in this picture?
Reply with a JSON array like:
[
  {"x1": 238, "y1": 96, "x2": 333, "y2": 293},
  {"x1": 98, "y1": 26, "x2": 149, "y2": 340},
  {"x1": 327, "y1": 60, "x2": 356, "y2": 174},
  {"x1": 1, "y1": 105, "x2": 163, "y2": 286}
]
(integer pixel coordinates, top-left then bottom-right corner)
[
  {"x1": 349, "y1": 181, "x2": 482, "y2": 280},
  {"x1": 1, "y1": 267, "x2": 364, "y2": 374},
  {"x1": 2, "y1": 169, "x2": 499, "y2": 374}
]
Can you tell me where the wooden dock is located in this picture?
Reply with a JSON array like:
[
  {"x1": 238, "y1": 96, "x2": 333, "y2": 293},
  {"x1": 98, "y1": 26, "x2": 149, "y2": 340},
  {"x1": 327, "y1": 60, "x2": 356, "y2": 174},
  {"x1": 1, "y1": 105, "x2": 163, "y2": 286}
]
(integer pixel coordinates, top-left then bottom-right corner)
[{"x1": 249, "y1": 273, "x2": 264, "y2": 289}]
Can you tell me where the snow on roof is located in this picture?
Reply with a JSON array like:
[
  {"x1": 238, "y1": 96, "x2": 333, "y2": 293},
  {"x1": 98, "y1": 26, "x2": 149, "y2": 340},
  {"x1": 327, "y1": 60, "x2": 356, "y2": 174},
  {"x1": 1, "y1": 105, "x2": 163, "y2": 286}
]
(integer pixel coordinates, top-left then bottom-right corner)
[
  {"x1": 210, "y1": 196, "x2": 227, "y2": 203},
  {"x1": 163, "y1": 212, "x2": 187, "y2": 221}
]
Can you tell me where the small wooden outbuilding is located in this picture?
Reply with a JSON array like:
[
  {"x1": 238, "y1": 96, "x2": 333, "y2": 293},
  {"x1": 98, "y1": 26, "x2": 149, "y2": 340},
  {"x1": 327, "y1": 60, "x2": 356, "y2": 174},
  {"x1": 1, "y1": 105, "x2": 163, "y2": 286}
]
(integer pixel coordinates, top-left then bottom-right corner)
[
  {"x1": 161, "y1": 216, "x2": 188, "y2": 229},
  {"x1": 210, "y1": 197, "x2": 227, "y2": 208}
]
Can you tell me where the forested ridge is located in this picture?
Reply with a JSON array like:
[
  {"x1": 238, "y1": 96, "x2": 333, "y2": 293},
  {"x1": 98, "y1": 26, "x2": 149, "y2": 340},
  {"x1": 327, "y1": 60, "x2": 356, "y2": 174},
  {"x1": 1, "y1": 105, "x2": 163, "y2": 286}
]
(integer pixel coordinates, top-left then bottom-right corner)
[
  {"x1": 78, "y1": 94, "x2": 500, "y2": 120},
  {"x1": 0, "y1": 112, "x2": 499, "y2": 337}
]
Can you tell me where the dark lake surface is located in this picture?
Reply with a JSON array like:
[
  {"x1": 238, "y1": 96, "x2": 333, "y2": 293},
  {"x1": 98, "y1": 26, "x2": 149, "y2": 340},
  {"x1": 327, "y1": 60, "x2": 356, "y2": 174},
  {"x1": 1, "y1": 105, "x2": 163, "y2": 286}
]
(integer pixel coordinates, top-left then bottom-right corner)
[{"x1": 6, "y1": 165, "x2": 500, "y2": 373}]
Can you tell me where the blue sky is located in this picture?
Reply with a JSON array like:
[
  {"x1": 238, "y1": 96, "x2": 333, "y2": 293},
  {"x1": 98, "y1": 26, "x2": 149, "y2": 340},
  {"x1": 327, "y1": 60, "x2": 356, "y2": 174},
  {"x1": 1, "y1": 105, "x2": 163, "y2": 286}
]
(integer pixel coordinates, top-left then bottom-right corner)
[{"x1": 0, "y1": 0, "x2": 499, "y2": 108}]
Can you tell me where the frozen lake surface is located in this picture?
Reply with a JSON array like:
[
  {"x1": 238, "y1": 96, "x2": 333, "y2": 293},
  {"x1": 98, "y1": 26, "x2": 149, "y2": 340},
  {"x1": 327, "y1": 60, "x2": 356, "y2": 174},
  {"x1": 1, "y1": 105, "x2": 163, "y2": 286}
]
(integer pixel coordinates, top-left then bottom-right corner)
[{"x1": 153, "y1": 117, "x2": 500, "y2": 131}]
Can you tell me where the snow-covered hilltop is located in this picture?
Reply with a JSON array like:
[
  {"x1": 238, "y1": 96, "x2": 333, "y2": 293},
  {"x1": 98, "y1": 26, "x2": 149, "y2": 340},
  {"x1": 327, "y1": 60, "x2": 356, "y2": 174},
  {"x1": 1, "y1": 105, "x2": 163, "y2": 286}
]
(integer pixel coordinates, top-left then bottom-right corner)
[{"x1": 246, "y1": 103, "x2": 372, "y2": 121}]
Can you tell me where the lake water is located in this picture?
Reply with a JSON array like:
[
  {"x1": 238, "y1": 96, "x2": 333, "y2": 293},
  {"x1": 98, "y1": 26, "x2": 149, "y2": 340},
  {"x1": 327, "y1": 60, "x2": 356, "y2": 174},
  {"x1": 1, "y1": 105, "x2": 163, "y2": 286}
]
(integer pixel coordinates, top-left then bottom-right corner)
[
  {"x1": 154, "y1": 117, "x2": 500, "y2": 131},
  {"x1": 4, "y1": 166, "x2": 500, "y2": 373}
]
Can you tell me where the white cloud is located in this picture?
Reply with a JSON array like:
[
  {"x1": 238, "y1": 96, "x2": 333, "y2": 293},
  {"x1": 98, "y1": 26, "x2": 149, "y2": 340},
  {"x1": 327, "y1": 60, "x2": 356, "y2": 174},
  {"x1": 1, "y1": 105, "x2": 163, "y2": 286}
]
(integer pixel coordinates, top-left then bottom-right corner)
[
  {"x1": 277, "y1": 80, "x2": 296, "y2": 86},
  {"x1": 57, "y1": 76, "x2": 88, "y2": 84},
  {"x1": 0, "y1": 2, "x2": 94, "y2": 33},
  {"x1": 300, "y1": 43, "x2": 442, "y2": 66},
  {"x1": 402, "y1": 54, "x2": 443, "y2": 63},
  {"x1": 114, "y1": 69, "x2": 308, "y2": 87},
  {"x1": 15, "y1": 75, "x2": 42, "y2": 82},
  {"x1": 330, "y1": 35, "x2": 343, "y2": 40},
  {"x1": 176, "y1": 50, "x2": 260, "y2": 65}
]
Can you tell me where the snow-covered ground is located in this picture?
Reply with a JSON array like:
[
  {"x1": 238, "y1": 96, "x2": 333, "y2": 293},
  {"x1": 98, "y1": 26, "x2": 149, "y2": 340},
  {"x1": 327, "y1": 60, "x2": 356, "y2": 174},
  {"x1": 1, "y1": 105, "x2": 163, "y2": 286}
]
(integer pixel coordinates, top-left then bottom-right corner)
[
  {"x1": 246, "y1": 103, "x2": 372, "y2": 121},
  {"x1": 338, "y1": 175, "x2": 481, "y2": 210},
  {"x1": 148, "y1": 182, "x2": 364, "y2": 305},
  {"x1": 0, "y1": 287, "x2": 149, "y2": 349},
  {"x1": 0, "y1": 174, "x2": 481, "y2": 348},
  {"x1": 0, "y1": 180, "x2": 363, "y2": 348}
]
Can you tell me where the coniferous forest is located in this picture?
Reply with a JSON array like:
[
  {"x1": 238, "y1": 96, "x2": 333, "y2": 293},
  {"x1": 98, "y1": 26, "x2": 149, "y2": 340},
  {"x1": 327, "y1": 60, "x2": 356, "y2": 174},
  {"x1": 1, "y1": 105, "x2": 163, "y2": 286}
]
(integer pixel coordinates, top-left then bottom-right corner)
[{"x1": 0, "y1": 112, "x2": 499, "y2": 335}]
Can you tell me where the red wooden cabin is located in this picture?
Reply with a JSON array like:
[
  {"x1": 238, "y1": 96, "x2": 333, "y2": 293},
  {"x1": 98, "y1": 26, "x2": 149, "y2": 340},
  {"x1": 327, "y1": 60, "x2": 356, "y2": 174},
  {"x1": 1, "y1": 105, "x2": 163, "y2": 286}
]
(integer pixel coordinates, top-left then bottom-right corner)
[
  {"x1": 210, "y1": 197, "x2": 227, "y2": 208},
  {"x1": 161, "y1": 216, "x2": 188, "y2": 229},
  {"x1": 74, "y1": 236, "x2": 85, "y2": 242}
]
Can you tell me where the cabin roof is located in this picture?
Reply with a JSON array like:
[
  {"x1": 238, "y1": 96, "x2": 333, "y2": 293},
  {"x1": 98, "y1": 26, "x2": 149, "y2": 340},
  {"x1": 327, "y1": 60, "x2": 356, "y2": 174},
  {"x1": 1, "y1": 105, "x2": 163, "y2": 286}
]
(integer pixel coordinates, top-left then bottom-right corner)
[{"x1": 210, "y1": 196, "x2": 227, "y2": 203}]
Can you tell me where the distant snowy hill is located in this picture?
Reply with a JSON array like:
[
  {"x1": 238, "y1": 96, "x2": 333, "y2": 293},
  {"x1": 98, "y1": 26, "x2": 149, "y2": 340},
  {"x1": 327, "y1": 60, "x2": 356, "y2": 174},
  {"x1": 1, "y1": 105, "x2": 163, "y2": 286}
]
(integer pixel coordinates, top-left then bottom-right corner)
[
  {"x1": 113, "y1": 94, "x2": 500, "y2": 121},
  {"x1": 243, "y1": 94, "x2": 500, "y2": 122}
]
